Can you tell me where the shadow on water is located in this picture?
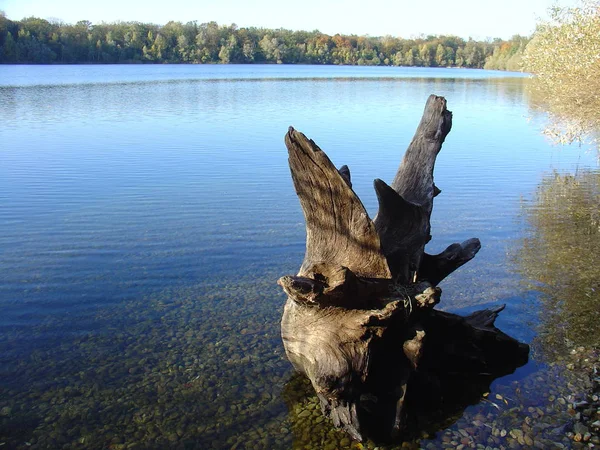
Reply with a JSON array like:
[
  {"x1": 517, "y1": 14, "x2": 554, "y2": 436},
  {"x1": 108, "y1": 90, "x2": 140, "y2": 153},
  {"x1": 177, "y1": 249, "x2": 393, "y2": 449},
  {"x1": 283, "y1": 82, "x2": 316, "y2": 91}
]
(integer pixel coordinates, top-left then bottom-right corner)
[{"x1": 282, "y1": 369, "x2": 524, "y2": 449}]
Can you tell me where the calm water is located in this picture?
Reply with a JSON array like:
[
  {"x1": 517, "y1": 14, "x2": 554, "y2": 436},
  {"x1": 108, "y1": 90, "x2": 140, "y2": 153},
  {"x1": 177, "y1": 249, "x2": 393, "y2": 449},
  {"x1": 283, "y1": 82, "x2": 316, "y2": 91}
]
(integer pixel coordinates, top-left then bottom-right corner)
[{"x1": 0, "y1": 65, "x2": 597, "y2": 449}]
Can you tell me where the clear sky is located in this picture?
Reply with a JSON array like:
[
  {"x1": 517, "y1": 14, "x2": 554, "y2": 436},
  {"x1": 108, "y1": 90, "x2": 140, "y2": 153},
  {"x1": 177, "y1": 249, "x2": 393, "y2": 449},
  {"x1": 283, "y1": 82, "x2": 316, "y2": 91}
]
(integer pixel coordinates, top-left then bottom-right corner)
[{"x1": 0, "y1": 0, "x2": 577, "y2": 39}]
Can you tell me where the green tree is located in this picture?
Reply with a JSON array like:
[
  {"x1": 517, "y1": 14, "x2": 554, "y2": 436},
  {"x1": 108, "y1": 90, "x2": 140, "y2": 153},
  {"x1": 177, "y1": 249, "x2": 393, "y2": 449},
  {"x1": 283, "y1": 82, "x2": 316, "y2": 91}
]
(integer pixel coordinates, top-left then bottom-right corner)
[
  {"x1": 171, "y1": 21, "x2": 197, "y2": 62},
  {"x1": 463, "y1": 39, "x2": 484, "y2": 67},
  {"x1": 176, "y1": 35, "x2": 192, "y2": 61},
  {"x1": 435, "y1": 44, "x2": 445, "y2": 66},
  {"x1": 2, "y1": 31, "x2": 16, "y2": 61},
  {"x1": 151, "y1": 34, "x2": 167, "y2": 60},
  {"x1": 455, "y1": 47, "x2": 464, "y2": 66},
  {"x1": 241, "y1": 40, "x2": 255, "y2": 62},
  {"x1": 419, "y1": 43, "x2": 434, "y2": 66},
  {"x1": 195, "y1": 21, "x2": 220, "y2": 62},
  {"x1": 218, "y1": 34, "x2": 238, "y2": 63},
  {"x1": 122, "y1": 24, "x2": 145, "y2": 61},
  {"x1": 259, "y1": 35, "x2": 285, "y2": 63},
  {"x1": 404, "y1": 48, "x2": 415, "y2": 66},
  {"x1": 16, "y1": 28, "x2": 56, "y2": 62}
]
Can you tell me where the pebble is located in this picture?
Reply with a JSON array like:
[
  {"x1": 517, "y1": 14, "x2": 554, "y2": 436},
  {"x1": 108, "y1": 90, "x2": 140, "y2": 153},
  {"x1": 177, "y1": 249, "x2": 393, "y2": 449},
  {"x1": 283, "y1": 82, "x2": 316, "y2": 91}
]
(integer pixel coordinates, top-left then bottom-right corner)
[{"x1": 574, "y1": 422, "x2": 589, "y2": 435}]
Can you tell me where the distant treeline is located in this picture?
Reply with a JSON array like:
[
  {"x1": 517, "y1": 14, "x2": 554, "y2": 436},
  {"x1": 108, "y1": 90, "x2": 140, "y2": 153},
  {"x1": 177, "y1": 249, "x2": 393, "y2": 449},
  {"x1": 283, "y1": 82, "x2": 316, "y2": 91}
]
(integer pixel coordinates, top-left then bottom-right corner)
[{"x1": 0, "y1": 13, "x2": 528, "y2": 70}]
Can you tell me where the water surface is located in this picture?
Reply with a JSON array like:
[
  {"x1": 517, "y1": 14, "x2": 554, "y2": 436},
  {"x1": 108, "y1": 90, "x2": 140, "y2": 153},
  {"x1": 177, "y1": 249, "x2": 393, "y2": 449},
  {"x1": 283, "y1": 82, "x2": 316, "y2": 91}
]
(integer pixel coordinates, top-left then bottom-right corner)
[{"x1": 0, "y1": 64, "x2": 597, "y2": 449}]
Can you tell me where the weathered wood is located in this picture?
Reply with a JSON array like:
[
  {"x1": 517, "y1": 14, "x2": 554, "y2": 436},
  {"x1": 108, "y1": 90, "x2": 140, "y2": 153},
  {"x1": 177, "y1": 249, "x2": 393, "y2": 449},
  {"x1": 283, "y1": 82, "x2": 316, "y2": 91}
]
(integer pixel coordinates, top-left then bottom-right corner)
[
  {"x1": 374, "y1": 95, "x2": 452, "y2": 283},
  {"x1": 285, "y1": 127, "x2": 391, "y2": 280},
  {"x1": 373, "y1": 179, "x2": 425, "y2": 284},
  {"x1": 418, "y1": 238, "x2": 482, "y2": 285},
  {"x1": 280, "y1": 297, "x2": 405, "y2": 440},
  {"x1": 391, "y1": 95, "x2": 452, "y2": 205},
  {"x1": 278, "y1": 95, "x2": 529, "y2": 443},
  {"x1": 338, "y1": 164, "x2": 352, "y2": 187}
]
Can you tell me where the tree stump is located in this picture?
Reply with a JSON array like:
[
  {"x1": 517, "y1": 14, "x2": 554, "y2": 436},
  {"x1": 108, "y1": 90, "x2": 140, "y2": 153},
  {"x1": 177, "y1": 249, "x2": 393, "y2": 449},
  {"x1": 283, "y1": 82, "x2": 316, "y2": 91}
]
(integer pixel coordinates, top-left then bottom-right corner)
[{"x1": 278, "y1": 95, "x2": 529, "y2": 442}]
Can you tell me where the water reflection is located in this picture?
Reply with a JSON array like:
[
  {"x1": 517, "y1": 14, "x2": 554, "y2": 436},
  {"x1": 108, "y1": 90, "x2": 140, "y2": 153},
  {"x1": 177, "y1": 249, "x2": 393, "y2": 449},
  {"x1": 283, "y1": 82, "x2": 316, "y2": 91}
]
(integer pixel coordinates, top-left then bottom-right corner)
[
  {"x1": 0, "y1": 77, "x2": 530, "y2": 130},
  {"x1": 0, "y1": 65, "x2": 528, "y2": 88},
  {"x1": 525, "y1": 76, "x2": 600, "y2": 151},
  {"x1": 516, "y1": 169, "x2": 600, "y2": 359}
]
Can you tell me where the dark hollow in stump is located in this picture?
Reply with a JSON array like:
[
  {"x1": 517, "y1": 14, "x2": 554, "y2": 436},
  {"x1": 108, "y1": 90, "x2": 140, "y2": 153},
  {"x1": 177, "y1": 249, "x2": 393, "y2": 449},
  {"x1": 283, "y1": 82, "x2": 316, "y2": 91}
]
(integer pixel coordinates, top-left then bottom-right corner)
[{"x1": 278, "y1": 95, "x2": 529, "y2": 442}]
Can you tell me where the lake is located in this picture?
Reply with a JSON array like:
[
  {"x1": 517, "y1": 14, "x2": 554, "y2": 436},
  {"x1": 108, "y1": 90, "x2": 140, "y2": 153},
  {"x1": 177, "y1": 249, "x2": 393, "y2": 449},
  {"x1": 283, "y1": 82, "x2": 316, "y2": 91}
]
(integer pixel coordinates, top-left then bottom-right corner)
[{"x1": 0, "y1": 64, "x2": 598, "y2": 449}]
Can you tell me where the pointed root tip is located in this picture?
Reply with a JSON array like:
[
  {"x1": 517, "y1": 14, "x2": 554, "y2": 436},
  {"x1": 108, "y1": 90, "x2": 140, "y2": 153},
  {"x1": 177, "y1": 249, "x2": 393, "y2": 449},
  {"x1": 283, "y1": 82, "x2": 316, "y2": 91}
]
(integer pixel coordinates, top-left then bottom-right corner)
[
  {"x1": 339, "y1": 165, "x2": 352, "y2": 187},
  {"x1": 428, "y1": 94, "x2": 450, "y2": 113},
  {"x1": 285, "y1": 127, "x2": 322, "y2": 156},
  {"x1": 373, "y1": 178, "x2": 386, "y2": 190},
  {"x1": 277, "y1": 275, "x2": 291, "y2": 289},
  {"x1": 429, "y1": 94, "x2": 446, "y2": 103},
  {"x1": 374, "y1": 178, "x2": 419, "y2": 212},
  {"x1": 427, "y1": 94, "x2": 453, "y2": 136},
  {"x1": 373, "y1": 179, "x2": 395, "y2": 213},
  {"x1": 373, "y1": 178, "x2": 397, "y2": 201},
  {"x1": 492, "y1": 304, "x2": 506, "y2": 314},
  {"x1": 286, "y1": 126, "x2": 296, "y2": 143},
  {"x1": 462, "y1": 238, "x2": 482, "y2": 254}
]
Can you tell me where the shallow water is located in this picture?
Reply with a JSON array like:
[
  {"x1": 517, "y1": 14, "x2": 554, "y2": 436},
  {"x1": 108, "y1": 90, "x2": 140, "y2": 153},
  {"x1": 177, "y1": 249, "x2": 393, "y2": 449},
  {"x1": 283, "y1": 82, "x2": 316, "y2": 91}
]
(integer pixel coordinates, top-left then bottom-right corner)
[{"x1": 0, "y1": 65, "x2": 598, "y2": 449}]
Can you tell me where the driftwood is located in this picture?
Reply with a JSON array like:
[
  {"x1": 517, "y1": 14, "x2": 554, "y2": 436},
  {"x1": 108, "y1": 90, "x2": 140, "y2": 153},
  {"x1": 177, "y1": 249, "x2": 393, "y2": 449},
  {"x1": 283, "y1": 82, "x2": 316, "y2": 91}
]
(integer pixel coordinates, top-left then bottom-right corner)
[{"x1": 277, "y1": 95, "x2": 529, "y2": 442}]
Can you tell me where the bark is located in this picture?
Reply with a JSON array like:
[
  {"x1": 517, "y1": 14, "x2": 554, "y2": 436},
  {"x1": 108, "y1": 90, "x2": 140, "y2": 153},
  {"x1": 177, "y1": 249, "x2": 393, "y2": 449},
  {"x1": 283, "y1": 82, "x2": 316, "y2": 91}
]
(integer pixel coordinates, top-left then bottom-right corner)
[{"x1": 278, "y1": 95, "x2": 529, "y2": 442}]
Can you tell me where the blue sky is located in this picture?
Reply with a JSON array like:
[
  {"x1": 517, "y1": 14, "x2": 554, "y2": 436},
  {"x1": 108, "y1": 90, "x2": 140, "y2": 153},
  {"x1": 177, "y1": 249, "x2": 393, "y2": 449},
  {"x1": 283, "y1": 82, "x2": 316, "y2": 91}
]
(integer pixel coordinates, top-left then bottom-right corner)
[{"x1": 0, "y1": 0, "x2": 577, "y2": 39}]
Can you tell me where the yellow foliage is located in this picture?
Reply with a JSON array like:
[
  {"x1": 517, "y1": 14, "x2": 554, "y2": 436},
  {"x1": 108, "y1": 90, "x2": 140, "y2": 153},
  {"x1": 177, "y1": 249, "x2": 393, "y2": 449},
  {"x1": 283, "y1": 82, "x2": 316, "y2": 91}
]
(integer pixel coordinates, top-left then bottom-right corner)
[{"x1": 523, "y1": 0, "x2": 600, "y2": 147}]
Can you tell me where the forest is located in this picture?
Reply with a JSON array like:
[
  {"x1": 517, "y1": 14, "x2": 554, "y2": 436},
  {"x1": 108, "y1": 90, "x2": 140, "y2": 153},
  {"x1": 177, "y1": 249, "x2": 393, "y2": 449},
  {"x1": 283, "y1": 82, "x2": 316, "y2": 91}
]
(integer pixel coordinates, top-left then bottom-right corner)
[{"x1": 0, "y1": 12, "x2": 526, "y2": 70}]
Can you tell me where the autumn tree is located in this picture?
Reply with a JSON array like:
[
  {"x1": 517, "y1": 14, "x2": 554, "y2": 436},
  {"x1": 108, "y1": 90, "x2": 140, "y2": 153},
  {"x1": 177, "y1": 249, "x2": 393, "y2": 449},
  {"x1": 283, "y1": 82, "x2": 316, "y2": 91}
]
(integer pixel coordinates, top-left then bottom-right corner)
[
  {"x1": 484, "y1": 35, "x2": 529, "y2": 71},
  {"x1": 523, "y1": 0, "x2": 600, "y2": 146}
]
